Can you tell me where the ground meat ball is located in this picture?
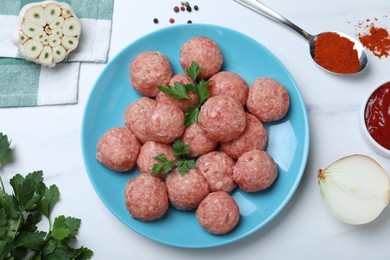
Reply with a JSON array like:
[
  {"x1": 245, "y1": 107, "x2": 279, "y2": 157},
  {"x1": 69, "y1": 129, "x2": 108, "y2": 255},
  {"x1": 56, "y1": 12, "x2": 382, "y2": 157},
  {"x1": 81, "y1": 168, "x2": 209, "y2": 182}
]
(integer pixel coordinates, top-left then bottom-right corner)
[
  {"x1": 130, "y1": 51, "x2": 173, "y2": 97},
  {"x1": 124, "y1": 173, "x2": 168, "y2": 221},
  {"x1": 181, "y1": 123, "x2": 217, "y2": 157},
  {"x1": 147, "y1": 102, "x2": 185, "y2": 144},
  {"x1": 196, "y1": 151, "x2": 236, "y2": 193},
  {"x1": 124, "y1": 97, "x2": 156, "y2": 144},
  {"x1": 165, "y1": 168, "x2": 209, "y2": 211},
  {"x1": 220, "y1": 113, "x2": 267, "y2": 159},
  {"x1": 246, "y1": 77, "x2": 290, "y2": 122},
  {"x1": 156, "y1": 74, "x2": 199, "y2": 112},
  {"x1": 199, "y1": 96, "x2": 246, "y2": 142},
  {"x1": 233, "y1": 149, "x2": 278, "y2": 192},
  {"x1": 136, "y1": 141, "x2": 177, "y2": 179},
  {"x1": 208, "y1": 71, "x2": 249, "y2": 106},
  {"x1": 196, "y1": 191, "x2": 240, "y2": 235},
  {"x1": 180, "y1": 36, "x2": 223, "y2": 79},
  {"x1": 96, "y1": 127, "x2": 140, "y2": 172}
]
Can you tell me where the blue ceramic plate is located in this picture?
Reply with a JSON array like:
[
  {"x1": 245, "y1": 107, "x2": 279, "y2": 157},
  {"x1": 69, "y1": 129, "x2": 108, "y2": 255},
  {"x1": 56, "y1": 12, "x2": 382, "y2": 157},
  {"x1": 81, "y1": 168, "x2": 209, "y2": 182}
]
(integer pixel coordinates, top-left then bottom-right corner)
[{"x1": 81, "y1": 24, "x2": 310, "y2": 248}]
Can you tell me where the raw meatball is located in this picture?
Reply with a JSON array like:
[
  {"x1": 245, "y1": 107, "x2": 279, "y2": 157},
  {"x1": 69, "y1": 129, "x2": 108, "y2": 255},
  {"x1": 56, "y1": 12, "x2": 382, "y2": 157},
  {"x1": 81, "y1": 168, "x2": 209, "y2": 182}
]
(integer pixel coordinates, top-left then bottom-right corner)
[
  {"x1": 180, "y1": 36, "x2": 223, "y2": 79},
  {"x1": 196, "y1": 151, "x2": 236, "y2": 193},
  {"x1": 136, "y1": 141, "x2": 177, "y2": 179},
  {"x1": 165, "y1": 168, "x2": 209, "y2": 211},
  {"x1": 124, "y1": 97, "x2": 156, "y2": 144},
  {"x1": 147, "y1": 102, "x2": 185, "y2": 144},
  {"x1": 199, "y1": 96, "x2": 246, "y2": 142},
  {"x1": 181, "y1": 123, "x2": 217, "y2": 157},
  {"x1": 208, "y1": 71, "x2": 249, "y2": 106},
  {"x1": 156, "y1": 74, "x2": 199, "y2": 112},
  {"x1": 130, "y1": 51, "x2": 173, "y2": 97},
  {"x1": 246, "y1": 77, "x2": 290, "y2": 122},
  {"x1": 124, "y1": 173, "x2": 168, "y2": 221},
  {"x1": 220, "y1": 113, "x2": 267, "y2": 159},
  {"x1": 96, "y1": 127, "x2": 140, "y2": 172},
  {"x1": 233, "y1": 149, "x2": 277, "y2": 192},
  {"x1": 196, "y1": 191, "x2": 240, "y2": 235}
]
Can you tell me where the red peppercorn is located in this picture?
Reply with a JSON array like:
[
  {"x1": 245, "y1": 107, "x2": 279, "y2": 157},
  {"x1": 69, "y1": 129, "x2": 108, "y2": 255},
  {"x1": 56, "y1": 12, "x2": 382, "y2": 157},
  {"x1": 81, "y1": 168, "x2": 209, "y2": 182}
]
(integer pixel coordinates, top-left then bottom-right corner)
[
  {"x1": 180, "y1": 6, "x2": 185, "y2": 11},
  {"x1": 169, "y1": 18, "x2": 175, "y2": 23}
]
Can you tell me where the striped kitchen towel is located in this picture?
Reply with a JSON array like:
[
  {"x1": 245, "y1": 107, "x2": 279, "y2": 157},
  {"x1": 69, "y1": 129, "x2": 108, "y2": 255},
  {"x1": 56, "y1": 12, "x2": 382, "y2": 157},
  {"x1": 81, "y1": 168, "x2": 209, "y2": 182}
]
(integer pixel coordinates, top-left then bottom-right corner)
[{"x1": 0, "y1": 0, "x2": 114, "y2": 107}]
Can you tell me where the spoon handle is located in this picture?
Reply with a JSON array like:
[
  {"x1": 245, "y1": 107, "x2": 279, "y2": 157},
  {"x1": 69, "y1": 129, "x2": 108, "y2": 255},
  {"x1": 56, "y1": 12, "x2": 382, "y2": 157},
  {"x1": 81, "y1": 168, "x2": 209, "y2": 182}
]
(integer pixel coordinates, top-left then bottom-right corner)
[{"x1": 234, "y1": 0, "x2": 313, "y2": 42}]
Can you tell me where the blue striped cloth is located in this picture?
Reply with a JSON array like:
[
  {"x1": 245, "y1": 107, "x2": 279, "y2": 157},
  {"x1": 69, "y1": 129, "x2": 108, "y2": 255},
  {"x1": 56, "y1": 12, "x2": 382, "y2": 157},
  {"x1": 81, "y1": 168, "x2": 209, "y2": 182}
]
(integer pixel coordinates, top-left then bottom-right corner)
[{"x1": 0, "y1": 0, "x2": 114, "y2": 107}]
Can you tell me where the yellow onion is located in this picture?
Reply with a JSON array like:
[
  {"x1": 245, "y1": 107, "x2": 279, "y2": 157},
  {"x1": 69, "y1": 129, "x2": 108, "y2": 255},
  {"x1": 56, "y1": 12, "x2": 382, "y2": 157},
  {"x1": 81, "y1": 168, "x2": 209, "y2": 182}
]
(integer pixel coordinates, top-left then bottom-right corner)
[{"x1": 318, "y1": 154, "x2": 390, "y2": 225}]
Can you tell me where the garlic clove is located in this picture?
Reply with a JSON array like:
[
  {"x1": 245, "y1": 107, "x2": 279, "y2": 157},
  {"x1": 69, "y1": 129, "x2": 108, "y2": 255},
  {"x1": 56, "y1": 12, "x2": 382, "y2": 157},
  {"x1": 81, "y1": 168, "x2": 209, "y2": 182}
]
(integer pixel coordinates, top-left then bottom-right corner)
[
  {"x1": 24, "y1": 5, "x2": 46, "y2": 26},
  {"x1": 44, "y1": 3, "x2": 61, "y2": 24},
  {"x1": 49, "y1": 16, "x2": 64, "y2": 29},
  {"x1": 33, "y1": 31, "x2": 47, "y2": 42},
  {"x1": 21, "y1": 22, "x2": 43, "y2": 38},
  {"x1": 61, "y1": 8, "x2": 73, "y2": 18},
  {"x1": 61, "y1": 36, "x2": 79, "y2": 51},
  {"x1": 51, "y1": 28, "x2": 63, "y2": 38},
  {"x1": 48, "y1": 35, "x2": 61, "y2": 47},
  {"x1": 19, "y1": 32, "x2": 28, "y2": 44},
  {"x1": 62, "y1": 17, "x2": 81, "y2": 37},
  {"x1": 38, "y1": 46, "x2": 54, "y2": 66},
  {"x1": 52, "y1": 45, "x2": 67, "y2": 63},
  {"x1": 21, "y1": 39, "x2": 44, "y2": 59},
  {"x1": 318, "y1": 154, "x2": 390, "y2": 225}
]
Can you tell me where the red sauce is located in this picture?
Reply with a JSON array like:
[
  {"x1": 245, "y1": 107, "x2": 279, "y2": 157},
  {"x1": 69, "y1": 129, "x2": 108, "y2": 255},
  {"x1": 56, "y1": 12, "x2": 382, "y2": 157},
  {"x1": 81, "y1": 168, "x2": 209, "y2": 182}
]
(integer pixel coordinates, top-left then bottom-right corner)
[{"x1": 364, "y1": 82, "x2": 390, "y2": 150}]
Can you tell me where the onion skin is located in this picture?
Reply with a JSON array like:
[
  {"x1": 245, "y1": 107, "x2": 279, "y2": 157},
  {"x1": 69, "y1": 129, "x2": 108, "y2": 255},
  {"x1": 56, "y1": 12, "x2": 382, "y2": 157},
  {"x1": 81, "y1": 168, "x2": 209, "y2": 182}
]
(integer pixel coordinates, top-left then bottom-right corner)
[{"x1": 318, "y1": 154, "x2": 390, "y2": 225}]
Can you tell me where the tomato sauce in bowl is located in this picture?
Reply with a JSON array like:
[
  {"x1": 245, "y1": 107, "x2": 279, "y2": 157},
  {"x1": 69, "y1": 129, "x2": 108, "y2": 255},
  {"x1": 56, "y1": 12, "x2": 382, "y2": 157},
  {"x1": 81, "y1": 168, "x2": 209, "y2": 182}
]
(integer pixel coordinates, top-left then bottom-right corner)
[{"x1": 362, "y1": 81, "x2": 390, "y2": 156}]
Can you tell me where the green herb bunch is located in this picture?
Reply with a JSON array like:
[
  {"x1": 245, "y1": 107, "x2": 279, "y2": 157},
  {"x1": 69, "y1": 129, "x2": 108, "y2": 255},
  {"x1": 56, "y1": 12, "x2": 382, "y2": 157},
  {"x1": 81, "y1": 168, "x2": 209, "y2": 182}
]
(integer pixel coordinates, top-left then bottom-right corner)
[
  {"x1": 158, "y1": 61, "x2": 211, "y2": 126},
  {"x1": 152, "y1": 140, "x2": 195, "y2": 176},
  {"x1": 0, "y1": 133, "x2": 93, "y2": 260}
]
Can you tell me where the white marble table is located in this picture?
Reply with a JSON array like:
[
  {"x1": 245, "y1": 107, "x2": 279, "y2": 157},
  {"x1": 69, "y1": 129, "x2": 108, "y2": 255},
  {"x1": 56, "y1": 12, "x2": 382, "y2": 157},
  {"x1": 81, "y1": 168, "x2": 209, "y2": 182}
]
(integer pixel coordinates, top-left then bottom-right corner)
[{"x1": 1, "y1": 0, "x2": 390, "y2": 259}]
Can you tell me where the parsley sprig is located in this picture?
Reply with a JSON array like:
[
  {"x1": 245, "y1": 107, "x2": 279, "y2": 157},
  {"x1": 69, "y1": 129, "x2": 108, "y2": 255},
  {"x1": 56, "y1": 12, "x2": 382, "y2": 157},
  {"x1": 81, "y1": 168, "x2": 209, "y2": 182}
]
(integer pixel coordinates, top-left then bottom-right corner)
[
  {"x1": 0, "y1": 133, "x2": 93, "y2": 259},
  {"x1": 158, "y1": 62, "x2": 211, "y2": 126},
  {"x1": 151, "y1": 140, "x2": 195, "y2": 176}
]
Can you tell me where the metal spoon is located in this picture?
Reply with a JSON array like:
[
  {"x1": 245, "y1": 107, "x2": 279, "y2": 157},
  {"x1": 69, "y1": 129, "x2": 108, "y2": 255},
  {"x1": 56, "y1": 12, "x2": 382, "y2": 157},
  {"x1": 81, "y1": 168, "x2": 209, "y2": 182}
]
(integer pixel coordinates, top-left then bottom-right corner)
[{"x1": 234, "y1": 0, "x2": 368, "y2": 75}]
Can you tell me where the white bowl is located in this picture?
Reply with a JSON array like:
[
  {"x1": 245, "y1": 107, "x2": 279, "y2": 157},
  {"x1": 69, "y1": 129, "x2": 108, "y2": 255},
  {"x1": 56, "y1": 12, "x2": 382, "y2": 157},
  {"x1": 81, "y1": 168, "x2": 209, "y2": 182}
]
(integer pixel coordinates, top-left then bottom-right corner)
[{"x1": 360, "y1": 80, "x2": 390, "y2": 158}]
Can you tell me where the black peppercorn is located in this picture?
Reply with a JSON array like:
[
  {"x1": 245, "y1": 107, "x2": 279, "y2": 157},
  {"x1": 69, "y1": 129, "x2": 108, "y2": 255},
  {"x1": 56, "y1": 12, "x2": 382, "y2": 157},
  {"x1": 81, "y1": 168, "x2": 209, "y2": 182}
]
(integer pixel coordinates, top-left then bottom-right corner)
[
  {"x1": 194, "y1": 5, "x2": 199, "y2": 11},
  {"x1": 187, "y1": 20, "x2": 192, "y2": 24},
  {"x1": 153, "y1": 18, "x2": 159, "y2": 24},
  {"x1": 186, "y1": 6, "x2": 192, "y2": 12}
]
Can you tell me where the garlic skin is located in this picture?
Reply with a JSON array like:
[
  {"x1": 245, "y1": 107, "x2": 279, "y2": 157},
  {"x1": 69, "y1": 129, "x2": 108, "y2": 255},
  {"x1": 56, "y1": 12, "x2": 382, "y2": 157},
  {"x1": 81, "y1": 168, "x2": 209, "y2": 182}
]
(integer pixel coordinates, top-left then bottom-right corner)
[
  {"x1": 318, "y1": 154, "x2": 390, "y2": 225},
  {"x1": 13, "y1": 1, "x2": 81, "y2": 67}
]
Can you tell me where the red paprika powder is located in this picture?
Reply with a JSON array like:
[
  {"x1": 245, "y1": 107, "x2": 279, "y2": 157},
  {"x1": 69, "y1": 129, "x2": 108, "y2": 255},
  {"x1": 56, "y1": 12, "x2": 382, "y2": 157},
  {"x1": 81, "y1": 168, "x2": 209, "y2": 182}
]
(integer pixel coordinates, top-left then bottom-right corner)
[
  {"x1": 314, "y1": 32, "x2": 360, "y2": 74},
  {"x1": 358, "y1": 24, "x2": 390, "y2": 58}
]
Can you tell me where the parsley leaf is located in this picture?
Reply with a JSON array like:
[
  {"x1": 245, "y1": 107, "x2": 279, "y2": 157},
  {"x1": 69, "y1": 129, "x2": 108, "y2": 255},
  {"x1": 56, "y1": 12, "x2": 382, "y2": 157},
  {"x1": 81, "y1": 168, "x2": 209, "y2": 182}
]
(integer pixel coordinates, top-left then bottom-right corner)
[
  {"x1": 151, "y1": 155, "x2": 173, "y2": 176},
  {"x1": 158, "y1": 82, "x2": 190, "y2": 99},
  {"x1": 39, "y1": 184, "x2": 60, "y2": 219},
  {"x1": 175, "y1": 159, "x2": 196, "y2": 176},
  {"x1": 172, "y1": 140, "x2": 190, "y2": 157},
  {"x1": 185, "y1": 106, "x2": 200, "y2": 127},
  {"x1": 197, "y1": 79, "x2": 211, "y2": 104},
  {"x1": 52, "y1": 215, "x2": 80, "y2": 241},
  {"x1": 0, "y1": 133, "x2": 11, "y2": 165},
  {"x1": 185, "y1": 61, "x2": 203, "y2": 81},
  {"x1": 151, "y1": 140, "x2": 195, "y2": 176}
]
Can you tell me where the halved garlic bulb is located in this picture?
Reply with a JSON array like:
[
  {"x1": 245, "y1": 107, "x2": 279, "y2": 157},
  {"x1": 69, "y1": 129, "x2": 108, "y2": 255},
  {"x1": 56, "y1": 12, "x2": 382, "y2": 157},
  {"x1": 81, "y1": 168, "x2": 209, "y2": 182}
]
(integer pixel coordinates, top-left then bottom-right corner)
[
  {"x1": 13, "y1": 1, "x2": 81, "y2": 67},
  {"x1": 318, "y1": 154, "x2": 390, "y2": 225}
]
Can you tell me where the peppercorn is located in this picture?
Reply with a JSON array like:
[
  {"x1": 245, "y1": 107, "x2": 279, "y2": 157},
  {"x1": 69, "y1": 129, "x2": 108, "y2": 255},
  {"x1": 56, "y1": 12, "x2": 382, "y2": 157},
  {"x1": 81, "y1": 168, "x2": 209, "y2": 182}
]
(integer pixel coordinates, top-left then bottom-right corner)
[
  {"x1": 194, "y1": 5, "x2": 199, "y2": 11},
  {"x1": 186, "y1": 6, "x2": 192, "y2": 12},
  {"x1": 180, "y1": 6, "x2": 185, "y2": 11},
  {"x1": 187, "y1": 20, "x2": 192, "y2": 24},
  {"x1": 169, "y1": 18, "x2": 175, "y2": 23},
  {"x1": 153, "y1": 18, "x2": 159, "y2": 24},
  {"x1": 174, "y1": 6, "x2": 179, "y2": 12}
]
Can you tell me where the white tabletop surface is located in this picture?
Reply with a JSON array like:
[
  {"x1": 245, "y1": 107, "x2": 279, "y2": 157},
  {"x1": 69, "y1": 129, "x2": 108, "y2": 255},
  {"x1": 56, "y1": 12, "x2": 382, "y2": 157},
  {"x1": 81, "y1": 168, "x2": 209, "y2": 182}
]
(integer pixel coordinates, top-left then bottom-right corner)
[{"x1": 2, "y1": 0, "x2": 390, "y2": 259}]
